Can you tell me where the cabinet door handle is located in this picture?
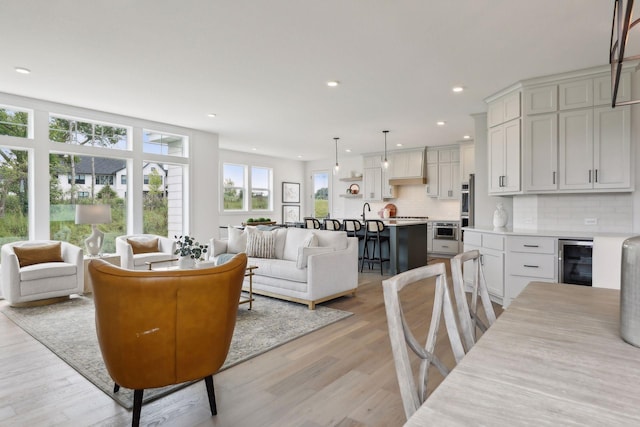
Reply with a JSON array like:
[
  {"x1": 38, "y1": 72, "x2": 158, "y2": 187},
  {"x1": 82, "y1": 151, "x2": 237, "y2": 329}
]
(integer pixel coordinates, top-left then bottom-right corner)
[
  {"x1": 595, "y1": 169, "x2": 598, "y2": 183},
  {"x1": 479, "y1": 254, "x2": 485, "y2": 265},
  {"x1": 523, "y1": 244, "x2": 539, "y2": 248},
  {"x1": 523, "y1": 265, "x2": 539, "y2": 268},
  {"x1": 588, "y1": 169, "x2": 592, "y2": 183},
  {"x1": 552, "y1": 171, "x2": 556, "y2": 185}
]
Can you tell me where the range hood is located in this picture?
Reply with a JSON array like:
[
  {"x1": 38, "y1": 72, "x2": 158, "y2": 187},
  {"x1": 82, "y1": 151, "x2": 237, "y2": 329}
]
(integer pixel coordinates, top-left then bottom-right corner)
[{"x1": 388, "y1": 177, "x2": 427, "y2": 185}]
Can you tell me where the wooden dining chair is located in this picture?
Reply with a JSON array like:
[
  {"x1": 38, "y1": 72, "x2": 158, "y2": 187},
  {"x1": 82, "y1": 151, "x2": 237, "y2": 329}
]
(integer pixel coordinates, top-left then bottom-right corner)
[
  {"x1": 382, "y1": 262, "x2": 466, "y2": 420},
  {"x1": 450, "y1": 249, "x2": 497, "y2": 352}
]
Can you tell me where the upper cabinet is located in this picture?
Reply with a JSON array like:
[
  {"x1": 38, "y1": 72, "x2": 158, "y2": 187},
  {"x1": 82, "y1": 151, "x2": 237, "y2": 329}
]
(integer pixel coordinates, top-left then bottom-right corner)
[
  {"x1": 460, "y1": 142, "x2": 475, "y2": 182},
  {"x1": 426, "y1": 145, "x2": 461, "y2": 199},
  {"x1": 362, "y1": 154, "x2": 394, "y2": 201},
  {"x1": 495, "y1": 65, "x2": 634, "y2": 195},
  {"x1": 425, "y1": 149, "x2": 439, "y2": 197},
  {"x1": 488, "y1": 91, "x2": 521, "y2": 128}
]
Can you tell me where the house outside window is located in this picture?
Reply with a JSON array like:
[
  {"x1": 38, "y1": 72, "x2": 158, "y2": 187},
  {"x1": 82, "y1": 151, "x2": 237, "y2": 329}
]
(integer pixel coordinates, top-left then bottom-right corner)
[{"x1": 121, "y1": 175, "x2": 126, "y2": 184}]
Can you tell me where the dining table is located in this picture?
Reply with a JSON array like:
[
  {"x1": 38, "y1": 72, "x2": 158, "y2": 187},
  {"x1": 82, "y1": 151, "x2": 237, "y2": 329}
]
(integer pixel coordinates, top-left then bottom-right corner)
[{"x1": 404, "y1": 281, "x2": 640, "y2": 426}]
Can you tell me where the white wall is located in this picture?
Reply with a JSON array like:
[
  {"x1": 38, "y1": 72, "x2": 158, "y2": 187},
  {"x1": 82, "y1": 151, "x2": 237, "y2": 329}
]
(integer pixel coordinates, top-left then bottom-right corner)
[{"x1": 217, "y1": 149, "x2": 305, "y2": 235}]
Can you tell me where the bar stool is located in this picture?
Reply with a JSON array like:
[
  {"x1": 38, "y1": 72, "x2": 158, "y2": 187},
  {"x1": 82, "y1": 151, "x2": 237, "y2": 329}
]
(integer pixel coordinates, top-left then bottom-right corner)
[
  {"x1": 323, "y1": 218, "x2": 342, "y2": 231},
  {"x1": 342, "y1": 219, "x2": 362, "y2": 238},
  {"x1": 303, "y1": 217, "x2": 322, "y2": 229},
  {"x1": 360, "y1": 219, "x2": 390, "y2": 275}
]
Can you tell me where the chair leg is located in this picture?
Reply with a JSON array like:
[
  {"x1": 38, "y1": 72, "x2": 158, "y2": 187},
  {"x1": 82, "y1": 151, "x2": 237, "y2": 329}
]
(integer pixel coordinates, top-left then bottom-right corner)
[
  {"x1": 204, "y1": 375, "x2": 217, "y2": 415},
  {"x1": 132, "y1": 389, "x2": 144, "y2": 427},
  {"x1": 114, "y1": 383, "x2": 120, "y2": 393}
]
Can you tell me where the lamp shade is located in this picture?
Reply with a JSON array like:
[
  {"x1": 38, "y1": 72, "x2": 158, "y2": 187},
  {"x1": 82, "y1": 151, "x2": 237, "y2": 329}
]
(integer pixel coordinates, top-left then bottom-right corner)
[{"x1": 75, "y1": 204, "x2": 112, "y2": 225}]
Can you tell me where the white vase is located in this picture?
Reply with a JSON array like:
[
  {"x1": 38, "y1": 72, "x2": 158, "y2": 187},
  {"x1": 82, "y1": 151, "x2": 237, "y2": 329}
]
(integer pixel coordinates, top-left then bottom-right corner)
[
  {"x1": 179, "y1": 256, "x2": 195, "y2": 269},
  {"x1": 493, "y1": 203, "x2": 508, "y2": 228}
]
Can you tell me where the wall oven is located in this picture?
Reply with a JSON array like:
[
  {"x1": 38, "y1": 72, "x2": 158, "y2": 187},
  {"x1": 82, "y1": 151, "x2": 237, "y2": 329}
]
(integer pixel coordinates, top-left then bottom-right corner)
[
  {"x1": 558, "y1": 239, "x2": 593, "y2": 286},
  {"x1": 434, "y1": 222, "x2": 458, "y2": 240}
]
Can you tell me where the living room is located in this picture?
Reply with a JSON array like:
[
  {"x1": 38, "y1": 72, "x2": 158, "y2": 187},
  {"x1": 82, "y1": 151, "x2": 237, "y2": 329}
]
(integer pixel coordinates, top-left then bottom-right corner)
[{"x1": 2, "y1": 1, "x2": 639, "y2": 426}]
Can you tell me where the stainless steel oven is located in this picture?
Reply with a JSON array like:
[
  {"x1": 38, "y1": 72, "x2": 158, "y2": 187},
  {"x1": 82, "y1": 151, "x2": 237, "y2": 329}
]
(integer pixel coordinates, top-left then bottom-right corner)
[{"x1": 434, "y1": 222, "x2": 458, "y2": 240}]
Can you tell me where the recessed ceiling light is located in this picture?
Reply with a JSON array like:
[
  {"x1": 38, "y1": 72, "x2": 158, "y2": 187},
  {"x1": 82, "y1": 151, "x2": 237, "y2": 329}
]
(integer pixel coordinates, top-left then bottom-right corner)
[
  {"x1": 327, "y1": 80, "x2": 340, "y2": 87},
  {"x1": 207, "y1": 113, "x2": 216, "y2": 118},
  {"x1": 396, "y1": 143, "x2": 403, "y2": 147},
  {"x1": 452, "y1": 86, "x2": 464, "y2": 93},
  {"x1": 297, "y1": 155, "x2": 303, "y2": 158},
  {"x1": 463, "y1": 135, "x2": 471, "y2": 139},
  {"x1": 345, "y1": 149, "x2": 352, "y2": 153},
  {"x1": 437, "y1": 121, "x2": 446, "y2": 126},
  {"x1": 15, "y1": 67, "x2": 31, "y2": 74},
  {"x1": 251, "y1": 147, "x2": 257, "y2": 151}
]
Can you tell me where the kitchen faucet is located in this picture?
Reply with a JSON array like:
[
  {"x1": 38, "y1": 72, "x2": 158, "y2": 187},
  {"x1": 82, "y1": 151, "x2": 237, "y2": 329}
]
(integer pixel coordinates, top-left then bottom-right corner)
[{"x1": 362, "y1": 202, "x2": 371, "y2": 222}]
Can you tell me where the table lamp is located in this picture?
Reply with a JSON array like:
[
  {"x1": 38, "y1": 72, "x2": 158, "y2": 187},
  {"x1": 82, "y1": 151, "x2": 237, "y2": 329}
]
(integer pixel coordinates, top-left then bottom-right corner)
[{"x1": 75, "y1": 204, "x2": 112, "y2": 256}]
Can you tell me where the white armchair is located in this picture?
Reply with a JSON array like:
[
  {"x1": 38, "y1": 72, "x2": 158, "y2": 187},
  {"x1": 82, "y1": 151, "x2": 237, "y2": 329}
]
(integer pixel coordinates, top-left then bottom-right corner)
[
  {"x1": 1, "y1": 240, "x2": 84, "y2": 306},
  {"x1": 115, "y1": 234, "x2": 176, "y2": 270}
]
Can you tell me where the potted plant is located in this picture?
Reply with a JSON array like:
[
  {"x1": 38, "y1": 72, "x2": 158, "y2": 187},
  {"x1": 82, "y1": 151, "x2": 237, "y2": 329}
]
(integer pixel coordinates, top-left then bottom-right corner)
[{"x1": 174, "y1": 235, "x2": 208, "y2": 268}]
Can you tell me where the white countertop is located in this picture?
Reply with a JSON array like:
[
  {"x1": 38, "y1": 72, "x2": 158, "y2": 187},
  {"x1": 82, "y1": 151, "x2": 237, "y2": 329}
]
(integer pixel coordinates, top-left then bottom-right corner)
[{"x1": 462, "y1": 225, "x2": 636, "y2": 240}]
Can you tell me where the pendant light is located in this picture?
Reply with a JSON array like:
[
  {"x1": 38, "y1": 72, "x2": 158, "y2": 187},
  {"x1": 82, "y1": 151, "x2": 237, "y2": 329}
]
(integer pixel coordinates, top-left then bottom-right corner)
[
  {"x1": 334, "y1": 137, "x2": 340, "y2": 174},
  {"x1": 382, "y1": 130, "x2": 389, "y2": 169}
]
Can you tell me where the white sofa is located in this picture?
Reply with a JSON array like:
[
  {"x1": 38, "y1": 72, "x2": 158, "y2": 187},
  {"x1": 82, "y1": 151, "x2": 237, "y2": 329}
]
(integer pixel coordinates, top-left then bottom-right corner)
[
  {"x1": 1, "y1": 240, "x2": 83, "y2": 306},
  {"x1": 115, "y1": 234, "x2": 176, "y2": 270},
  {"x1": 210, "y1": 226, "x2": 358, "y2": 309}
]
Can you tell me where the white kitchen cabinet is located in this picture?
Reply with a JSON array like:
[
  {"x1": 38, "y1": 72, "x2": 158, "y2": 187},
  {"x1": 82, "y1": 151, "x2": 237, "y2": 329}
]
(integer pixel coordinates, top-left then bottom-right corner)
[
  {"x1": 425, "y1": 149, "x2": 439, "y2": 197},
  {"x1": 427, "y1": 222, "x2": 433, "y2": 253},
  {"x1": 460, "y1": 143, "x2": 475, "y2": 182},
  {"x1": 487, "y1": 91, "x2": 521, "y2": 128},
  {"x1": 362, "y1": 155, "x2": 394, "y2": 201},
  {"x1": 559, "y1": 106, "x2": 630, "y2": 191},
  {"x1": 523, "y1": 85, "x2": 557, "y2": 115},
  {"x1": 559, "y1": 78, "x2": 593, "y2": 110},
  {"x1": 594, "y1": 72, "x2": 631, "y2": 106},
  {"x1": 505, "y1": 235, "x2": 557, "y2": 308},
  {"x1": 437, "y1": 147, "x2": 460, "y2": 200},
  {"x1": 522, "y1": 113, "x2": 558, "y2": 192},
  {"x1": 488, "y1": 118, "x2": 520, "y2": 194},
  {"x1": 463, "y1": 231, "x2": 505, "y2": 303}
]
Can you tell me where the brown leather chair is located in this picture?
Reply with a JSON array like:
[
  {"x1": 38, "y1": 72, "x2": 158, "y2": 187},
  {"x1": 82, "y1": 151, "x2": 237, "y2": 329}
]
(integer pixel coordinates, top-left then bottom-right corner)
[{"x1": 88, "y1": 253, "x2": 248, "y2": 427}]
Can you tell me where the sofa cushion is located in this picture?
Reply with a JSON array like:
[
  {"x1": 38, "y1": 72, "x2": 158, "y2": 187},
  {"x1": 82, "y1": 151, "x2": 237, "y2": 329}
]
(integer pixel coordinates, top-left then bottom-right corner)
[
  {"x1": 246, "y1": 227, "x2": 275, "y2": 258},
  {"x1": 283, "y1": 228, "x2": 316, "y2": 261},
  {"x1": 20, "y1": 262, "x2": 77, "y2": 281},
  {"x1": 296, "y1": 246, "x2": 335, "y2": 269},
  {"x1": 315, "y1": 230, "x2": 348, "y2": 250},
  {"x1": 13, "y1": 242, "x2": 64, "y2": 268},
  {"x1": 127, "y1": 237, "x2": 159, "y2": 254},
  {"x1": 228, "y1": 226, "x2": 247, "y2": 253},
  {"x1": 273, "y1": 228, "x2": 287, "y2": 259},
  {"x1": 248, "y1": 257, "x2": 307, "y2": 283},
  {"x1": 212, "y1": 239, "x2": 228, "y2": 257}
]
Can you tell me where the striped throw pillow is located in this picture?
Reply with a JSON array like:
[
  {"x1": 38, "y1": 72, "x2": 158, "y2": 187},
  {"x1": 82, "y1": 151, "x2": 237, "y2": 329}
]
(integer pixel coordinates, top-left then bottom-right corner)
[{"x1": 246, "y1": 227, "x2": 276, "y2": 259}]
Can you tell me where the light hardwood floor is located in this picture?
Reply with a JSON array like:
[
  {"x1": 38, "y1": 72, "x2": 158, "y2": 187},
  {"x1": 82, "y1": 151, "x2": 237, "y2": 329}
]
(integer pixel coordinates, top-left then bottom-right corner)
[{"x1": 0, "y1": 259, "x2": 502, "y2": 427}]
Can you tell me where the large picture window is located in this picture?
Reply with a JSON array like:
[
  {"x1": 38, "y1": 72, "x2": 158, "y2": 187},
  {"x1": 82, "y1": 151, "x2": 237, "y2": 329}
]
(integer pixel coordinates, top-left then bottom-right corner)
[
  {"x1": 223, "y1": 163, "x2": 246, "y2": 211},
  {"x1": 142, "y1": 162, "x2": 183, "y2": 239},
  {"x1": 0, "y1": 107, "x2": 30, "y2": 138},
  {"x1": 143, "y1": 130, "x2": 186, "y2": 157},
  {"x1": 251, "y1": 166, "x2": 272, "y2": 210},
  {"x1": 222, "y1": 163, "x2": 273, "y2": 212}
]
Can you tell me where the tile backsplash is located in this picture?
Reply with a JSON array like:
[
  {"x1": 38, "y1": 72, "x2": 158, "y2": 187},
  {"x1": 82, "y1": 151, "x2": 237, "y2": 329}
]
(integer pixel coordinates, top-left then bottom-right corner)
[{"x1": 513, "y1": 193, "x2": 633, "y2": 232}]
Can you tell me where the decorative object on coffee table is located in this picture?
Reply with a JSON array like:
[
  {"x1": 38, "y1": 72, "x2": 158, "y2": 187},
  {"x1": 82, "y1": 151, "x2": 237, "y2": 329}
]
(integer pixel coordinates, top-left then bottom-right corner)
[{"x1": 174, "y1": 235, "x2": 208, "y2": 267}]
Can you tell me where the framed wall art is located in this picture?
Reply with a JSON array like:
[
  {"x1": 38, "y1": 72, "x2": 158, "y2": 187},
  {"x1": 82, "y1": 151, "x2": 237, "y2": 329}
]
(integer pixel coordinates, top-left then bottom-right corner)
[
  {"x1": 282, "y1": 181, "x2": 300, "y2": 204},
  {"x1": 282, "y1": 205, "x2": 300, "y2": 223}
]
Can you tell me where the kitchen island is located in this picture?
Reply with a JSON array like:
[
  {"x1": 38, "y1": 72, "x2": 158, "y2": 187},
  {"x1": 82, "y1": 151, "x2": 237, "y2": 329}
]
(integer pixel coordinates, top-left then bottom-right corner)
[{"x1": 360, "y1": 219, "x2": 428, "y2": 275}]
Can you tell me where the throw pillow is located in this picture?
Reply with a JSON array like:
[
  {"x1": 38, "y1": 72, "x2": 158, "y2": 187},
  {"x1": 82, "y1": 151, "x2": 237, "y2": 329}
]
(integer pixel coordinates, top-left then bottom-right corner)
[
  {"x1": 296, "y1": 246, "x2": 335, "y2": 269},
  {"x1": 13, "y1": 242, "x2": 64, "y2": 268},
  {"x1": 303, "y1": 232, "x2": 318, "y2": 248},
  {"x1": 127, "y1": 238, "x2": 159, "y2": 254},
  {"x1": 227, "y1": 226, "x2": 248, "y2": 254},
  {"x1": 246, "y1": 227, "x2": 276, "y2": 259}
]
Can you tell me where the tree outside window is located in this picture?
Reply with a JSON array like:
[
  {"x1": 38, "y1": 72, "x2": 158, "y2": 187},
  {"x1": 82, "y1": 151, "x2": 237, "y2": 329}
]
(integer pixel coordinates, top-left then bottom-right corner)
[{"x1": 223, "y1": 163, "x2": 246, "y2": 211}]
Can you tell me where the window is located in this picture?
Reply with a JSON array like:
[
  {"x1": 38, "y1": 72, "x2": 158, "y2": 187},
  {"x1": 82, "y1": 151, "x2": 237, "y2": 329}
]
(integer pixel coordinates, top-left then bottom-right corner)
[
  {"x1": 143, "y1": 163, "x2": 183, "y2": 238},
  {"x1": 143, "y1": 130, "x2": 186, "y2": 157},
  {"x1": 223, "y1": 163, "x2": 246, "y2": 211},
  {"x1": 0, "y1": 107, "x2": 30, "y2": 138},
  {"x1": 121, "y1": 175, "x2": 127, "y2": 184},
  {"x1": 312, "y1": 171, "x2": 329, "y2": 218},
  {"x1": 49, "y1": 115, "x2": 128, "y2": 149},
  {"x1": 0, "y1": 147, "x2": 29, "y2": 249},
  {"x1": 251, "y1": 166, "x2": 272, "y2": 210},
  {"x1": 50, "y1": 154, "x2": 126, "y2": 253}
]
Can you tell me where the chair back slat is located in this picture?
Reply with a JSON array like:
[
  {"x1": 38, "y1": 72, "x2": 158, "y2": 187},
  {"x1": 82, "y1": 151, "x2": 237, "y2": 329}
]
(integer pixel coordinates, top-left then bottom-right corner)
[{"x1": 450, "y1": 250, "x2": 497, "y2": 352}]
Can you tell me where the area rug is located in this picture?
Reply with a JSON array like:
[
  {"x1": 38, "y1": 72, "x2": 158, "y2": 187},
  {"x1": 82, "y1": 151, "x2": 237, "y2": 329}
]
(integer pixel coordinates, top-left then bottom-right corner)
[{"x1": 0, "y1": 294, "x2": 352, "y2": 409}]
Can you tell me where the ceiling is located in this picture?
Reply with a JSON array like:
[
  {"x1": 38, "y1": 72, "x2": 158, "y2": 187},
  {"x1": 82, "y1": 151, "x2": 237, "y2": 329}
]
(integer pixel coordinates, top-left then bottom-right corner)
[{"x1": 0, "y1": 1, "x2": 614, "y2": 161}]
